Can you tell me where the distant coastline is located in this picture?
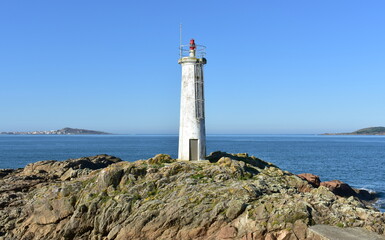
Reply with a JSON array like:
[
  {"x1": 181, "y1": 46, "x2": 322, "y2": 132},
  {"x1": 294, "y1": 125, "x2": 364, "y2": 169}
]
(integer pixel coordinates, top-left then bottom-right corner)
[
  {"x1": 322, "y1": 126, "x2": 385, "y2": 135},
  {"x1": 0, "y1": 127, "x2": 111, "y2": 135}
]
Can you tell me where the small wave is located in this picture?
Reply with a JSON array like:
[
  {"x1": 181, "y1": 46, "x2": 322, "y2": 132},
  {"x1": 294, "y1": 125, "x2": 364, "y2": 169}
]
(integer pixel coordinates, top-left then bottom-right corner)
[
  {"x1": 356, "y1": 188, "x2": 385, "y2": 212},
  {"x1": 374, "y1": 198, "x2": 385, "y2": 212},
  {"x1": 376, "y1": 191, "x2": 385, "y2": 198},
  {"x1": 356, "y1": 187, "x2": 377, "y2": 194},
  {"x1": 369, "y1": 190, "x2": 385, "y2": 212}
]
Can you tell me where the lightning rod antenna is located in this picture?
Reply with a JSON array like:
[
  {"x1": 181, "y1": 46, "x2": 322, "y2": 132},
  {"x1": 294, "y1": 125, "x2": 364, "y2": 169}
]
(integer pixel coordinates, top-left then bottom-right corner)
[{"x1": 179, "y1": 23, "x2": 182, "y2": 58}]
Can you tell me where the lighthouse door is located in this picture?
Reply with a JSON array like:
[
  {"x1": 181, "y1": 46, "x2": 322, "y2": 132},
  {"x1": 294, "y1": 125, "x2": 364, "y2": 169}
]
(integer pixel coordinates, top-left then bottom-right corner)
[{"x1": 189, "y1": 139, "x2": 198, "y2": 160}]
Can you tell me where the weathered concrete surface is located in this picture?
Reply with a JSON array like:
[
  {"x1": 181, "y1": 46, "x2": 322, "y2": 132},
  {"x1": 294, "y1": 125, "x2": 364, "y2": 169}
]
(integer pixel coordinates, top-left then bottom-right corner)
[
  {"x1": 308, "y1": 225, "x2": 385, "y2": 240},
  {"x1": 178, "y1": 52, "x2": 206, "y2": 161}
]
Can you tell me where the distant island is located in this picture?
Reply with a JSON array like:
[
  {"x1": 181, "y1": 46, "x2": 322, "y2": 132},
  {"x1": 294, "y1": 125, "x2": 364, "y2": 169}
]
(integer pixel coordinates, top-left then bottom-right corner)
[
  {"x1": 323, "y1": 126, "x2": 385, "y2": 135},
  {"x1": 0, "y1": 127, "x2": 111, "y2": 135}
]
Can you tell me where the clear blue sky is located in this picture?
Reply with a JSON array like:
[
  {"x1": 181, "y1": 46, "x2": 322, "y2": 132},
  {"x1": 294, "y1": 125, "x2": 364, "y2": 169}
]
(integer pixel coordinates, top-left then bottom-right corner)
[{"x1": 1, "y1": 1, "x2": 384, "y2": 134}]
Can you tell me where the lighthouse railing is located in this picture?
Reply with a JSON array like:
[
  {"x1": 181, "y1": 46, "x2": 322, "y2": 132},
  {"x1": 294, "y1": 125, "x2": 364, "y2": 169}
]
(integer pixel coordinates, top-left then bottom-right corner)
[{"x1": 179, "y1": 44, "x2": 206, "y2": 58}]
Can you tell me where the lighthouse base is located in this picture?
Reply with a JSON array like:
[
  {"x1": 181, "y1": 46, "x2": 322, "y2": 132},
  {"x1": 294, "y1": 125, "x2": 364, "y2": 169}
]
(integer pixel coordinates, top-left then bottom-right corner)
[{"x1": 178, "y1": 136, "x2": 206, "y2": 161}]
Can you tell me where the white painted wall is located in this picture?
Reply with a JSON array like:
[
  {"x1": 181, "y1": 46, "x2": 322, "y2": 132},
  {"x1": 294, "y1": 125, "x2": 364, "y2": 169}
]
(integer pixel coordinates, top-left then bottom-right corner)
[{"x1": 178, "y1": 56, "x2": 206, "y2": 160}]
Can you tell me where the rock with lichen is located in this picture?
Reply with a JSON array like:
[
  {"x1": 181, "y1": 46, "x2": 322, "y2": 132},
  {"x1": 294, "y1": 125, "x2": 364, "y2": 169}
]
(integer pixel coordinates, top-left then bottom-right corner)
[{"x1": 0, "y1": 152, "x2": 384, "y2": 240}]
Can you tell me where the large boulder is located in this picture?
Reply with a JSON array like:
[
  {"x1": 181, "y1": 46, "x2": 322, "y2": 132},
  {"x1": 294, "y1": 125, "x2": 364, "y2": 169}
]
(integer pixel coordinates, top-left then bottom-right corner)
[
  {"x1": 320, "y1": 180, "x2": 356, "y2": 197},
  {"x1": 297, "y1": 173, "x2": 321, "y2": 187},
  {"x1": 299, "y1": 176, "x2": 377, "y2": 203},
  {"x1": 147, "y1": 154, "x2": 175, "y2": 164},
  {"x1": 355, "y1": 188, "x2": 377, "y2": 201},
  {"x1": 23, "y1": 154, "x2": 121, "y2": 180},
  {"x1": 0, "y1": 154, "x2": 122, "y2": 238}
]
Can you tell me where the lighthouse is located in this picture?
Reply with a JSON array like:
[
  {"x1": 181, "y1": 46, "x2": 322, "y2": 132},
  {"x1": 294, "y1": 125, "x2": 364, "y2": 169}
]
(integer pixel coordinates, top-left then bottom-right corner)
[{"x1": 178, "y1": 39, "x2": 207, "y2": 161}]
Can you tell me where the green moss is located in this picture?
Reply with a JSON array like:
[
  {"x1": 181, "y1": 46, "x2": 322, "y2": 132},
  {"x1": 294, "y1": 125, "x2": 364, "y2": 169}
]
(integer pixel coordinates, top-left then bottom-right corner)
[
  {"x1": 238, "y1": 173, "x2": 252, "y2": 180},
  {"x1": 150, "y1": 163, "x2": 165, "y2": 169},
  {"x1": 139, "y1": 162, "x2": 148, "y2": 169},
  {"x1": 123, "y1": 177, "x2": 135, "y2": 186},
  {"x1": 286, "y1": 226, "x2": 292, "y2": 231},
  {"x1": 81, "y1": 177, "x2": 96, "y2": 188},
  {"x1": 88, "y1": 193, "x2": 97, "y2": 200},
  {"x1": 336, "y1": 223, "x2": 344, "y2": 228},
  {"x1": 271, "y1": 220, "x2": 280, "y2": 226},
  {"x1": 195, "y1": 165, "x2": 203, "y2": 171},
  {"x1": 132, "y1": 193, "x2": 141, "y2": 202},
  {"x1": 148, "y1": 154, "x2": 174, "y2": 164},
  {"x1": 109, "y1": 189, "x2": 125, "y2": 196},
  {"x1": 265, "y1": 203, "x2": 274, "y2": 213},
  {"x1": 191, "y1": 173, "x2": 205, "y2": 180},
  {"x1": 284, "y1": 211, "x2": 308, "y2": 224},
  {"x1": 99, "y1": 195, "x2": 111, "y2": 204},
  {"x1": 205, "y1": 206, "x2": 213, "y2": 212},
  {"x1": 148, "y1": 188, "x2": 158, "y2": 197}
]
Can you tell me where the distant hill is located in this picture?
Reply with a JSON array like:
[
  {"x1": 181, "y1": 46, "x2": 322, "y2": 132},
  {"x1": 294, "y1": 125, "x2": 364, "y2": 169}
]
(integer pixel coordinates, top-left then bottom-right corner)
[
  {"x1": 56, "y1": 127, "x2": 111, "y2": 135},
  {"x1": 323, "y1": 126, "x2": 385, "y2": 135},
  {"x1": 0, "y1": 127, "x2": 111, "y2": 135}
]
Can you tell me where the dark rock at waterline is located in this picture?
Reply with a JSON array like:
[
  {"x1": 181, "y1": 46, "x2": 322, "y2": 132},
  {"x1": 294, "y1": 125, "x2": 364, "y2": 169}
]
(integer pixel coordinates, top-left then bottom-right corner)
[
  {"x1": 320, "y1": 180, "x2": 377, "y2": 202},
  {"x1": 0, "y1": 169, "x2": 15, "y2": 178},
  {"x1": 297, "y1": 174, "x2": 378, "y2": 203},
  {"x1": 355, "y1": 188, "x2": 377, "y2": 201},
  {"x1": 321, "y1": 180, "x2": 357, "y2": 197}
]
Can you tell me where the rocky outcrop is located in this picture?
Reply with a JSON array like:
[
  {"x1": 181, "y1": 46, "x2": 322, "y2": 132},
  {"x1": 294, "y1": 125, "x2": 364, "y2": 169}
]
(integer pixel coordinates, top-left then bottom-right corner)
[
  {"x1": 320, "y1": 180, "x2": 357, "y2": 197},
  {"x1": 22, "y1": 154, "x2": 121, "y2": 181},
  {"x1": 0, "y1": 152, "x2": 384, "y2": 240},
  {"x1": 297, "y1": 173, "x2": 321, "y2": 188},
  {"x1": 319, "y1": 180, "x2": 377, "y2": 203},
  {"x1": 0, "y1": 154, "x2": 121, "y2": 237},
  {"x1": 297, "y1": 175, "x2": 377, "y2": 203}
]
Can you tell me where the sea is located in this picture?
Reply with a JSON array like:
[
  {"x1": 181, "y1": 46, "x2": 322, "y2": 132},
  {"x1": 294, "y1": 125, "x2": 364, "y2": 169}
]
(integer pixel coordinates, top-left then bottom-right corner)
[{"x1": 0, "y1": 134, "x2": 384, "y2": 211}]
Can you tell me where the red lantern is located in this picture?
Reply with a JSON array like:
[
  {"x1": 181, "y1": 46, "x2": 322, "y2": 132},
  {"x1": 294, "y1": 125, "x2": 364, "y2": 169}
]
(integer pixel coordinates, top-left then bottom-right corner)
[{"x1": 189, "y1": 39, "x2": 196, "y2": 50}]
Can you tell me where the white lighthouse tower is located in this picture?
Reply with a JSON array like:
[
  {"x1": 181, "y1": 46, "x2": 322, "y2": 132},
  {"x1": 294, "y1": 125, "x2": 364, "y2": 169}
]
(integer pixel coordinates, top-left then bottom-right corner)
[{"x1": 178, "y1": 39, "x2": 207, "y2": 161}]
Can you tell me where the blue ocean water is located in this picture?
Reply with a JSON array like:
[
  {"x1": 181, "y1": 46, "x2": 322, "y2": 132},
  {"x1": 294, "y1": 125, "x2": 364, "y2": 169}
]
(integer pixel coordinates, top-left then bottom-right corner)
[{"x1": 0, "y1": 134, "x2": 384, "y2": 211}]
